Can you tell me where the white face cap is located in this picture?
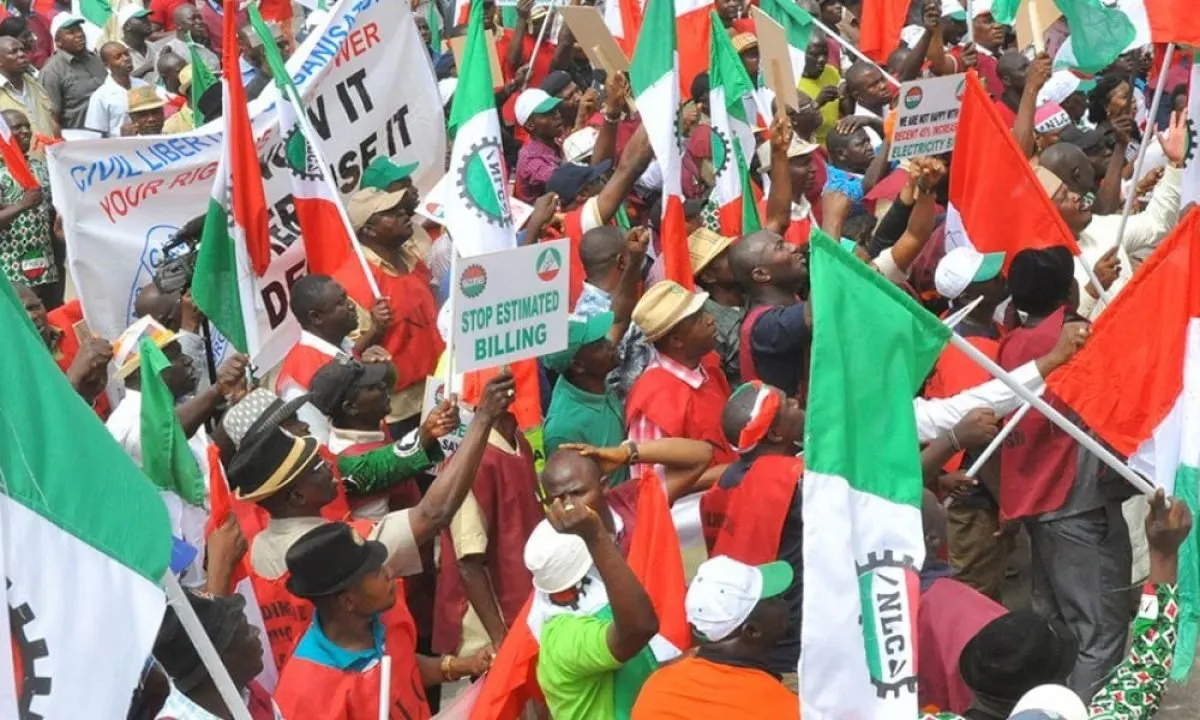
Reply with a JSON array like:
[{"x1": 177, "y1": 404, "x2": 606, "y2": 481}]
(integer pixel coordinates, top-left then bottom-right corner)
[
  {"x1": 685, "y1": 556, "x2": 793, "y2": 642},
  {"x1": 934, "y1": 246, "x2": 1005, "y2": 300},
  {"x1": 523, "y1": 519, "x2": 594, "y2": 594}
]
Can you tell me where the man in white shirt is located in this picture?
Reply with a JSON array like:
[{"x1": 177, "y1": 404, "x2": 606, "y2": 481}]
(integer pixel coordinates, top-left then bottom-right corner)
[
  {"x1": 1039, "y1": 118, "x2": 1187, "y2": 319},
  {"x1": 105, "y1": 316, "x2": 248, "y2": 586},
  {"x1": 83, "y1": 40, "x2": 150, "y2": 136}
]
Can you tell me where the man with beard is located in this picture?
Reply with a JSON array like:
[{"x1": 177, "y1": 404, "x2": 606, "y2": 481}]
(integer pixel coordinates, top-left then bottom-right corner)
[{"x1": 119, "y1": 5, "x2": 158, "y2": 83}]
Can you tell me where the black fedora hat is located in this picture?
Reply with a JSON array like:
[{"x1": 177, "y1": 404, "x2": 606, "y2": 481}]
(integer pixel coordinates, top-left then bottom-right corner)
[
  {"x1": 958, "y1": 610, "x2": 1078, "y2": 702},
  {"x1": 285, "y1": 522, "x2": 388, "y2": 599},
  {"x1": 227, "y1": 427, "x2": 322, "y2": 503}
]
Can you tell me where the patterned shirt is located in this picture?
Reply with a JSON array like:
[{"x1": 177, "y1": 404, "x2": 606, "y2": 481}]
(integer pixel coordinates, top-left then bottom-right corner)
[
  {"x1": 920, "y1": 583, "x2": 1180, "y2": 720},
  {"x1": 0, "y1": 156, "x2": 56, "y2": 287},
  {"x1": 515, "y1": 137, "x2": 562, "y2": 202}
]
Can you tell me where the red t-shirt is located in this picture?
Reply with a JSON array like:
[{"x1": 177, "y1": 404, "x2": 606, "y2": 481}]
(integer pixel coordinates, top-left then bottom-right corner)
[
  {"x1": 950, "y1": 48, "x2": 1003, "y2": 101},
  {"x1": 149, "y1": 0, "x2": 190, "y2": 30},
  {"x1": 494, "y1": 30, "x2": 555, "y2": 87}
]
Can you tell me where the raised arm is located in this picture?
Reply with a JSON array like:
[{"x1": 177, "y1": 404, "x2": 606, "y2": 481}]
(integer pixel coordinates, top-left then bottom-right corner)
[{"x1": 407, "y1": 373, "x2": 516, "y2": 544}]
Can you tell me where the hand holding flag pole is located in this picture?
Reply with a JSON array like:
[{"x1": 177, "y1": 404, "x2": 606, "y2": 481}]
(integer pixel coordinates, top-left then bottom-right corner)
[
  {"x1": 963, "y1": 400, "x2": 1034, "y2": 478},
  {"x1": 950, "y1": 331, "x2": 1157, "y2": 497}
]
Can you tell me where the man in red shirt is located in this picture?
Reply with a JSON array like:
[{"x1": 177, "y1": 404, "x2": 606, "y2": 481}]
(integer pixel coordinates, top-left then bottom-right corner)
[
  {"x1": 625, "y1": 280, "x2": 734, "y2": 464},
  {"x1": 698, "y1": 381, "x2": 804, "y2": 684},
  {"x1": 344, "y1": 187, "x2": 445, "y2": 438},
  {"x1": 14, "y1": 282, "x2": 112, "y2": 414},
  {"x1": 148, "y1": 0, "x2": 190, "y2": 33}
]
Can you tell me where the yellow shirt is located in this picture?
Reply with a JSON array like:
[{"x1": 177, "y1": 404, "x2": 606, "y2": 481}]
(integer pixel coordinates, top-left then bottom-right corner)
[
  {"x1": 0, "y1": 74, "x2": 56, "y2": 140},
  {"x1": 797, "y1": 64, "x2": 841, "y2": 145}
]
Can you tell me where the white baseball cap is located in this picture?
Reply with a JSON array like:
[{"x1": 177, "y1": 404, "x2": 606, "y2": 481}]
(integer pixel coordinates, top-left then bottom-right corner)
[
  {"x1": 514, "y1": 89, "x2": 562, "y2": 127},
  {"x1": 686, "y1": 556, "x2": 793, "y2": 642},
  {"x1": 1009, "y1": 684, "x2": 1089, "y2": 720},
  {"x1": 563, "y1": 127, "x2": 599, "y2": 163},
  {"x1": 50, "y1": 13, "x2": 85, "y2": 38},
  {"x1": 935, "y1": 246, "x2": 1006, "y2": 300},
  {"x1": 523, "y1": 519, "x2": 594, "y2": 594},
  {"x1": 117, "y1": 4, "x2": 151, "y2": 28}
]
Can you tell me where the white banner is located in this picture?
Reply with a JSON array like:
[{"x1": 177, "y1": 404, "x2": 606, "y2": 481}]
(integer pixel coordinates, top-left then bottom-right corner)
[{"x1": 48, "y1": 0, "x2": 447, "y2": 372}]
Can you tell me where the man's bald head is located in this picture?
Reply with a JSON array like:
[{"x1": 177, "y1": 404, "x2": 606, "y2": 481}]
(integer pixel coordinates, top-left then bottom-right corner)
[
  {"x1": 173, "y1": 3, "x2": 198, "y2": 26},
  {"x1": 579, "y1": 226, "x2": 626, "y2": 282},
  {"x1": 100, "y1": 41, "x2": 124, "y2": 63},
  {"x1": 997, "y1": 51, "x2": 1028, "y2": 94},
  {"x1": 540, "y1": 449, "x2": 604, "y2": 500},
  {"x1": 134, "y1": 282, "x2": 182, "y2": 330},
  {"x1": 727, "y1": 229, "x2": 775, "y2": 285},
  {"x1": 1039, "y1": 141, "x2": 1096, "y2": 194}
]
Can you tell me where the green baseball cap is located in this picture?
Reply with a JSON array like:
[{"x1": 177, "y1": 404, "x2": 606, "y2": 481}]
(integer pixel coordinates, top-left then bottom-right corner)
[
  {"x1": 360, "y1": 157, "x2": 419, "y2": 191},
  {"x1": 543, "y1": 312, "x2": 614, "y2": 373}
]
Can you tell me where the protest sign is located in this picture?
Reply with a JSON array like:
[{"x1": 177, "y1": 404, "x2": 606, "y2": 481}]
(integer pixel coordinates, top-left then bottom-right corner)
[
  {"x1": 420, "y1": 376, "x2": 476, "y2": 475},
  {"x1": 752, "y1": 7, "x2": 800, "y2": 111},
  {"x1": 449, "y1": 32, "x2": 505, "y2": 90},
  {"x1": 452, "y1": 239, "x2": 569, "y2": 374},
  {"x1": 888, "y1": 74, "x2": 965, "y2": 161},
  {"x1": 48, "y1": 0, "x2": 446, "y2": 372},
  {"x1": 559, "y1": 6, "x2": 630, "y2": 72}
]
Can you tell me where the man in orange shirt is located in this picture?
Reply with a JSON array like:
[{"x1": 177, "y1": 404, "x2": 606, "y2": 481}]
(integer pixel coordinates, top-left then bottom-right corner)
[{"x1": 632, "y1": 556, "x2": 798, "y2": 718}]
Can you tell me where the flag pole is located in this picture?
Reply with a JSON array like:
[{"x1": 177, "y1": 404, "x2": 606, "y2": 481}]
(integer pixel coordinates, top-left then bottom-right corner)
[
  {"x1": 964, "y1": 0, "x2": 973, "y2": 44},
  {"x1": 948, "y1": 332, "x2": 1157, "y2": 496},
  {"x1": 941, "y1": 295, "x2": 984, "y2": 330},
  {"x1": 522, "y1": 0, "x2": 556, "y2": 90},
  {"x1": 280, "y1": 82, "x2": 383, "y2": 300},
  {"x1": 1114, "y1": 42, "x2": 1175, "y2": 252},
  {"x1": 1026, "y1": 0, "x2": 1044, "y2": 53},
  {"x1": 161, "y1": 572, "x2": 255, "y2": 720},
  {"x1": 444, "y1": 250, "x2": 459, "y2": 388},
  {"x1": 377, "y1": 655, "x2": 392, "y2": 720},
  {"x1": 964, "y1": 400, "x2": 1033, "y2": 478},
  {"x1": 806, "y1": 14, "x2": 901, "y2": 87}
]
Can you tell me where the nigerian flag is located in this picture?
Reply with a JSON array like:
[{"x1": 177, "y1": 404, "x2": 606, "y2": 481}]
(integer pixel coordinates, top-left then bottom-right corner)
[
  {"x1": 801, "y1": 232, "x2": 950, "y2": 718},
  {"x1": 0, "y1": 280, "x2": 172, "y2": 719},
  {"x1": 445, "y1": 0, "x2": 517, "y2": 259},
  {"x1": 708, "y1": 12, "x2": 760, "y2": 237},
  {"x1": 192, "y1": 0, "x2": 271, "y2": 355},
  {"x1": 1052, "y1": 0, "x2": 1148, "y2": 74}
]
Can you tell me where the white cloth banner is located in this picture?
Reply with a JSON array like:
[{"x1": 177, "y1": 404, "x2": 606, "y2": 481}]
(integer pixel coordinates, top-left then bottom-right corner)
[{"x1": 48, "y1": 0, "x2": 447, "y2": 372}]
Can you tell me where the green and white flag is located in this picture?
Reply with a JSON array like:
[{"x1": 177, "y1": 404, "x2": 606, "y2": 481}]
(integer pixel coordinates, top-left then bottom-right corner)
[
  {"x1": 1052, "y1": 0, "x2": 1150, "y2": 74},
  {"x1": 708, "y1": 12, "x2": 761, "y2": 237},
  {"x1": 801, "y1": 232, "x2": 950, "y2": 718},
  {"x1": 139, "y1": 338, "x2": 206, "y2": 506},
  {"x1": 0, "y1": 280, "x2": 172, "y2": 719},
  {"x1": 445, "y1": 0, "x2": 517, "y2": 259}
]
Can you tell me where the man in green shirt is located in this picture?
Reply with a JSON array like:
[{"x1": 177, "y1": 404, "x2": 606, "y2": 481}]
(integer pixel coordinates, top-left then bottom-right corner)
[
  {"x1": 543, "y1": 311, "x2": 629, "y2": 483},
  {"x1": 527, "y1": 495, "x2": 660, "y2": 720}
]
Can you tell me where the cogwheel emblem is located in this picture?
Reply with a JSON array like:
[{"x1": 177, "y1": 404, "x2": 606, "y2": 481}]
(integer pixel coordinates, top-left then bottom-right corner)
[
  {"x1": 8, "y1": 579, "x2": 51, "y2": 719},
  {"x1": 455, "y1": 138, "x2": 513, "y2": 228},
  {"x1": 282, "y1": 126, "x2": 322, "y2": 183},
  {"x1": 1184, "y1": 117, "x2": 1197, "y2": 165},
  {"x1": 854, "y1": 550, "x2": 919, "y2": 699},
  {"x1": 711, "y1": 125, "x2": 732, "y2": 177}
]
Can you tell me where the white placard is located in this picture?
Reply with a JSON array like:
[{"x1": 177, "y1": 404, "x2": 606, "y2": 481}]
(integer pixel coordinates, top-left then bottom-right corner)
[
  {"x1": 888, "y1": 74, "x2": 966, "y2": 161},
  {"x1": 420, "y1": 376, "x2": 475, "y2": 474},
  {"x1": 452, "y1": 239, "x2": 569, "y2": 373}
]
